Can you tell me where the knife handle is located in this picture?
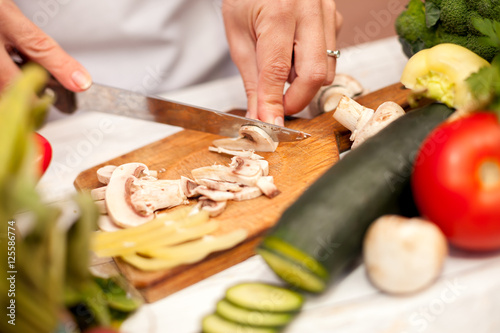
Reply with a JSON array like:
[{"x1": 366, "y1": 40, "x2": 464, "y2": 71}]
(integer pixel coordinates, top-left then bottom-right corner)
[
  {"x1": 46, "y1": 77, "x2": 78, "y2": 114},
  {"x1": 12, "y1": 51, "x2": 78, "y2": 114}
]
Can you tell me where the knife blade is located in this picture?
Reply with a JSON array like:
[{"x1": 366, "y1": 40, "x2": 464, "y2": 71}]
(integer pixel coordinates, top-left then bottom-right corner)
[{"x1": 47, "y1": 80, "x2": 310, "y2": 142}]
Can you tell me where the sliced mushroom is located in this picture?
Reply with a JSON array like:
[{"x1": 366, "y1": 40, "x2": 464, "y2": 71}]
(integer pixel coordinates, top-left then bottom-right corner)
[
  {"x1": 180, "y1": 176, "x2": 200, "y2": 198},
  {"x1": 105, "y1": 163, "x2": 154, "y2": 228},
  {"x1": 256, "y1": 176, "x2": 281, "y2": 198},
  {"x1": 95, "y1": 200, "x2": 108, "y2": 215},
  {"x1": 196, "y1": 197, "x2": 227, "y2": 217},
  {"x1": 90, "y1": 186, "x2": 107, "y2": 201},
  {"x1": 257, "y1": 160, "x2": 269, "y2": 176},
  {"x1": 233, "y1": 186, "x2": 263, "y2": 201},
  {"x1": 212, "y1": 125, "x2": 278, "y2": 152},
  {"x1": 97, "y1": 165, "x2": 117, "y2": 184},
  {"x1": 97, "y1": 215, "x2": 122, "y2": 232},
  {"x1": 192, "y1": 165, "x2": 261, "y2": 187},
  {"x1": 129, "y1": 178, "x2": 188, "y2": 217},
  {"x1": 194, "y1": 186, "x2": 235, "y2": 202},
  {"x1": 230, "y1": 156, "x2": 263, "y2": 178},
  {"x1": 196, "y1": 178, "x2": 242, "y2": 192},
  {"x1": 208, "y1": 146, "x2": 264, "y2": 160}
]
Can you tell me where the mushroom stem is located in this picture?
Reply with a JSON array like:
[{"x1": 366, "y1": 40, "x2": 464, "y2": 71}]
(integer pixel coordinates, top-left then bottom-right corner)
[
  {"x1": 352, "y1": 101, "x2": 405, "y2": 148},
  {"x1": 333, "y1": 97, "x2": 405, "y2": 149},
  {"x1": 333, "y1": 96, "x2": 373, "y2": 132}
]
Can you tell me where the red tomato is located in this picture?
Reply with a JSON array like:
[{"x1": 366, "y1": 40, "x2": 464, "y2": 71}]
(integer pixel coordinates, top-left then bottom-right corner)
[
  {"x1": 412, "y1": 112, "x2": 500, "y2": 251},
  {"x1": 34, "y1": 132, "x2": 52, "y2": 176}
]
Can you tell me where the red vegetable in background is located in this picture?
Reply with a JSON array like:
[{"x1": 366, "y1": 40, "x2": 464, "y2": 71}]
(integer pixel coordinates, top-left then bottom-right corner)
[
  {"x1": 34, "y1": 132, "x2": 52, "y2": 176},
  {"x1": 412, "y1": 112, "x2": 500, "y2": 252}
]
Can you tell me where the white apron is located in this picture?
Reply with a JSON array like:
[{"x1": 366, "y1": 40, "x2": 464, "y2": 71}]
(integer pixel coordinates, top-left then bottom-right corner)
[{"x1": 14, "y1": 0, "x2": 238, "y2": 94}]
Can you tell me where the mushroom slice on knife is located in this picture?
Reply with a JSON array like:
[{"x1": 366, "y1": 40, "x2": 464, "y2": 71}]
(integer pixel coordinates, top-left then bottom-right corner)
[
  {"x1": 212, "y1": 125, "x2": 279, "y2": 152},
  {"x1": 105, "y1": 163, "x2": 153, "y2": 228}
]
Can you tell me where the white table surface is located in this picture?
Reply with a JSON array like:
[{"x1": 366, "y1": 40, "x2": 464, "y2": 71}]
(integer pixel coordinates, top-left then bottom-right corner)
[{"x1": 37, "y1": 36, "x2": 500, "y2": 333}]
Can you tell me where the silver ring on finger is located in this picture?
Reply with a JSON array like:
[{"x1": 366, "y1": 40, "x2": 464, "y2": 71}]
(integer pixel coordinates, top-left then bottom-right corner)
[{"x1": 326, "y1": 49, "x2": 341, "y2": 58}]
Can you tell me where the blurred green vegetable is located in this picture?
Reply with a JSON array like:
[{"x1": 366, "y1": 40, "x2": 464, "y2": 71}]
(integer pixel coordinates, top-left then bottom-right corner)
[
  {"x1": 0, "y1": 64, "x2": 141, "y2": 333},
  {"x1": 396, "y1": 0, "x2": 500, "y2": 62}
]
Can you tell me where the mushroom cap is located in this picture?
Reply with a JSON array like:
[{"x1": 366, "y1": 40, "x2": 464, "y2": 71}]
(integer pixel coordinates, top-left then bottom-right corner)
[{"x1": 363, "y1": 215, "x2": 448, "y2": 295}]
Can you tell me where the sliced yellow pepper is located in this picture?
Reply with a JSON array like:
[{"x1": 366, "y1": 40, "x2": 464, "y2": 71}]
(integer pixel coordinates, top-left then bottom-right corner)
[{"x1": 401, "y1": 43, "x2": 490, "y2": 109}]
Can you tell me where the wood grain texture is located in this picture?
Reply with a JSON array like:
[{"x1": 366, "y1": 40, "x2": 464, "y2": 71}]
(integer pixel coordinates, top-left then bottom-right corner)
[{"x1": 74, "y1": 82, "x2": 411, "y2": 302}]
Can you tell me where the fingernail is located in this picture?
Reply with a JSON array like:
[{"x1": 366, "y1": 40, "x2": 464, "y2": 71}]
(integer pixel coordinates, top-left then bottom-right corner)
[
  {"x1": 71, "y1": 70, "x2": 92, "y2": 90},
  {"x1": 274, "y1": 116, "x2": 284, "y2": 127}
]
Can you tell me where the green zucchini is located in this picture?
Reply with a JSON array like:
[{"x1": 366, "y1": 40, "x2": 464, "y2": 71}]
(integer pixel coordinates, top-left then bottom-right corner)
[
  {"x1": 225, "y1": 283, "x2": 303, "y2": 312},
  {"x1": 202, "y1": 314, "x2": 278, "y2": 333},
  {"x1": 258, "y1": 103, "x2": 454, "y2": 293},
  {"x1": 216, "y1": 299, "x2": 293, "y2": 327}
]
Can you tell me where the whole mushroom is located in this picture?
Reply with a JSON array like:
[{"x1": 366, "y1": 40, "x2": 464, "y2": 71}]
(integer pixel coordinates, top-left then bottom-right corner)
[{"x1": 363, "y1": 215, "x2": 448, "y2": 295}]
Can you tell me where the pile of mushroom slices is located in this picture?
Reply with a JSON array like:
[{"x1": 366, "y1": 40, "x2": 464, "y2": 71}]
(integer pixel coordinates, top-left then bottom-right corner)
[{"x1": 91, "y1": 125, "x2": 281, "y2": 230}]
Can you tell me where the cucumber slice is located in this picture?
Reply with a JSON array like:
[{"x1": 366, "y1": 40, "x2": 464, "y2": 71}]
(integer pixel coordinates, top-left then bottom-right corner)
[
  {"x1": 202, "y1": 314, "x2": 278, "y2": 333},
  {"x1": 261, "y1": 236, "x2": 329, "y2": 280},
  {"x1": 258, "y1": 249, "x2": 326, "y2": 293},
  {"x1": 225, "y1": 283, "x2": 303, "y2": 313},
  {"x1": 216, "y1": 299, "x2": 293, "y2": 327}
]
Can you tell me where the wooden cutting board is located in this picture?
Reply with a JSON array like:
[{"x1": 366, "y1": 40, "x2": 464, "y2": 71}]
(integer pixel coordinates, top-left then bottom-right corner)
[{"x1": 75, "y1": 83, "x2": 411, "y2": 302}]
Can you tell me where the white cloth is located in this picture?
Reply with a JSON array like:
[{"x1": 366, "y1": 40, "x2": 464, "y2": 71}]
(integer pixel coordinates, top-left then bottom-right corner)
[{"x1": 14, "y1": 0, "x2": 238, "y2": 94}]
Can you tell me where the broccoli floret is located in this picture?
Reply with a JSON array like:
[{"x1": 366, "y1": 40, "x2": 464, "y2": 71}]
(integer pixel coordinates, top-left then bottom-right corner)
[
  {"x1": 395, "y1": 0, "x2": 435, "y2": 57},
  {"x1": 396, "y1": 0, "x2": 500, "y2": 62},
  {"x1": 473, "y1": 0, "x2": 500, "y2": 20},
  {"x1": 468, "y1": 11, "x2": 487, "y2": 36},
  {"x1": 432, "y1": 25, "x2": 500, "y2": 62},
  {"x1": 425, "y1": 0, "x2": 443, "y2": 7},
  {"x1": 466, "y1": 37, "x2": 500, "y2": 62},
  {"x1": 440, "y1": 0, "x2": 469, "y2": 36}
]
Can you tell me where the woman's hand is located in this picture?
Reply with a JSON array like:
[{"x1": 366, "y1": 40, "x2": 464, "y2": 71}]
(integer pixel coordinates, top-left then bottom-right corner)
[
  {"x1": 0, "y1": 0, "x2": 91, "y2": 91},
  {"x1": 222, "y1": 0, "x2": 342, "y2": 125}
]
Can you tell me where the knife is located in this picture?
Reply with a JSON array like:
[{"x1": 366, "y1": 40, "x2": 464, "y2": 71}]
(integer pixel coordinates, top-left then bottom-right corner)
[{"x1": 46, "y1": 79, "x2": 311, "y2": 142}]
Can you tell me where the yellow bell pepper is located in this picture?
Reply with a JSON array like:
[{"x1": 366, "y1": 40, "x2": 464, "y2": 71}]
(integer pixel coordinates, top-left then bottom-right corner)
[{"x1": 400, "y1": 43, "x2": 490, "y2": 108}]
